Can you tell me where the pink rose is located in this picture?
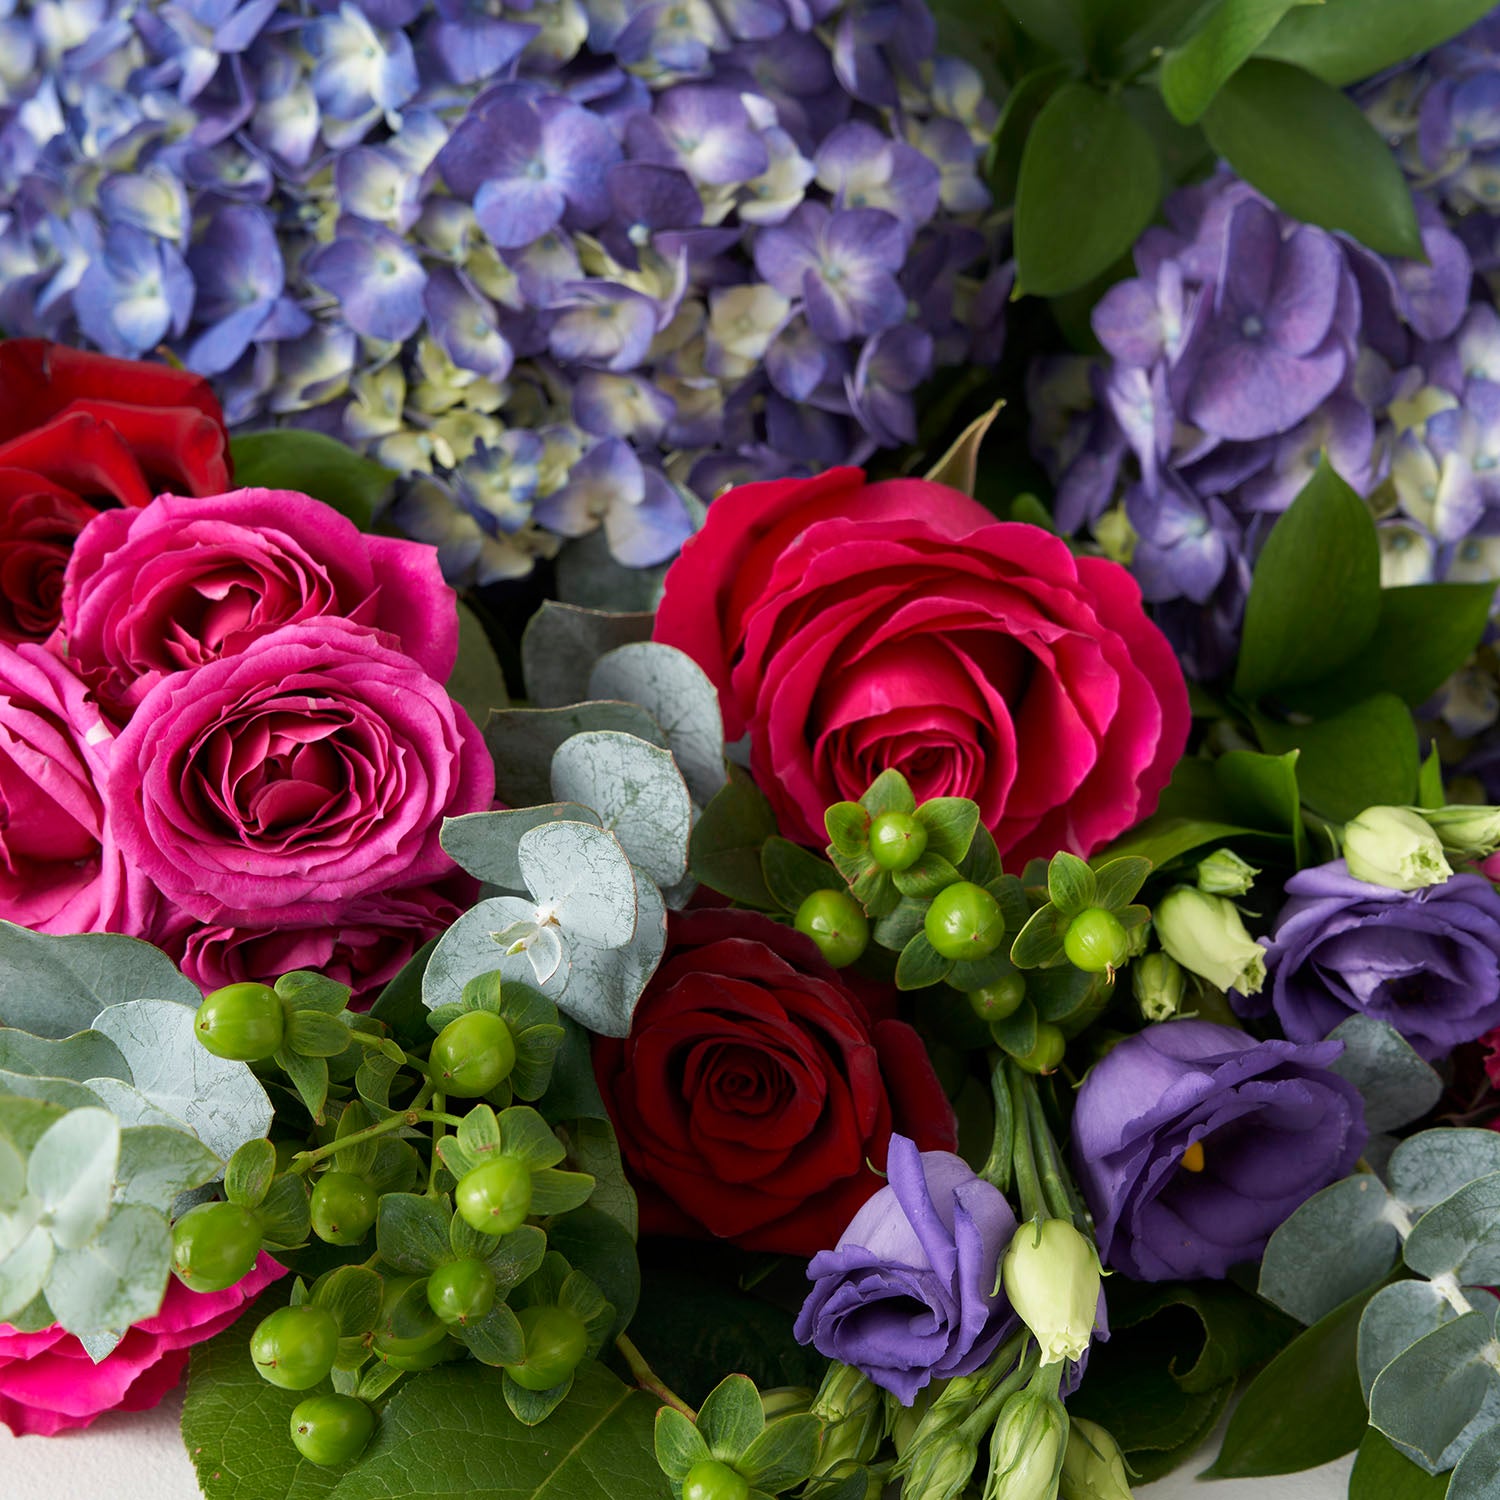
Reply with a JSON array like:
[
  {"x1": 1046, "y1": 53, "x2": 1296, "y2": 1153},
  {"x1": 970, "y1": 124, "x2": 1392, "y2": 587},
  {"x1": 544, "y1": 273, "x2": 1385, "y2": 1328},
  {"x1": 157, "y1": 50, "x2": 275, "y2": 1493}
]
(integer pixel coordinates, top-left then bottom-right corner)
[
  {"x1": 178, "y1": 872, "x2": 475, "y2": 1009},
  {"x1": 0, "y1": 642, "x2": 163, "y2": 936},
  {"x1": 59, "y1": 488, "x2": 457, "y2": 713},
  {"x1": 0, "y1": 1254, "x2": 283, "y2": 1437},
  {"x1": 654, "y1": 467, "x2": 1190, "y2": 865},
  {"x1": 108, "y1": 619, "x2": 495, "y2": 924}
]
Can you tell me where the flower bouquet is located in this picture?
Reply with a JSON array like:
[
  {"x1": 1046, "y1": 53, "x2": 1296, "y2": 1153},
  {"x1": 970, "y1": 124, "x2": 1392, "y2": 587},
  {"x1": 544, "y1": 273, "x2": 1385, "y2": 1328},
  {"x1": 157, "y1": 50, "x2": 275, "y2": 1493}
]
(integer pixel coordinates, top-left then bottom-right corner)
[{"x1": 8, "y1": 2, "x2": 1500, "y2": 1500}]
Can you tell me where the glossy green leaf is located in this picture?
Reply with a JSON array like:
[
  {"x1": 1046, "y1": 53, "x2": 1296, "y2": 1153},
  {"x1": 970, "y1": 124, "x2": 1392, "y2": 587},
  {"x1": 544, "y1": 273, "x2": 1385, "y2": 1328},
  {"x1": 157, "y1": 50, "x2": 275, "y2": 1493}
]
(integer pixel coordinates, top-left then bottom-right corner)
[
  {"x1": 448, "y1": 601, "x2": 510, "y2": 729},
  {"x1": 1256, "y1": 0, "x2": 1497, "y2": 85},
  {"x1": 1349, "y1": 1426, "x2": 1453, "y2": 1500},
  {"x1": 230, "y1": 431, "x2": 395, "y2": 530},
  {"x1": 1010, "y1": 904, "x2": 1068, "y2": 969},
  {"x1": 1161, "y1": 0, "x2": 1319, "y2": 122},
  {"x1": 1235, "y1": 460, "x2": 1381, "y2": 702},
  {"x1": 997, "y1": 0, "x2": 1088, "y2": 55},
  {"x1": 761, "y1": 837, "x2": 840, "y2": 914},
  {"x1": 1202, "y1": 60, "x2": 1422, "y2": 257},
  {"x1": 1206, "y1": 1283, "x2": 1377, "y2": 1477},
  {"x1": 655, "y1": 1407, "x2": 710, "y2": 1483},
  {"x1": 1015, "y1": 84, "x2": 1161, "y2": 296},
  {"x1": 738, "y1": 1413, "x2": 822, "y2": 1490},
  {"x1": 1046, "y1": 852, "x2": 1096, "y2": 916},
  {"x1": 689, "y1": 769, "x2": 778, "y2": 909},
  {"x1": 895, "y1": 932, "x2": 954, "y2": 990},
  {"x1": 697, "y1": 1374, "x2": 766, "y2": 1463}
]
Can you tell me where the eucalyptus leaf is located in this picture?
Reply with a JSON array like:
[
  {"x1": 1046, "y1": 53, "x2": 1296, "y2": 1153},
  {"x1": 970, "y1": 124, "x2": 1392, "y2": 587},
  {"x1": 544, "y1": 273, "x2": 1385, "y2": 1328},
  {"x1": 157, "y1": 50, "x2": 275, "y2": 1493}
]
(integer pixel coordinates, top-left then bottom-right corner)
[
  {"x1": 588, "y1": 643, "x2": 726, "y2": 808},
  {"x1": 115, "y1": 1126, "x2": 222, "y2": 1209},
  {"x1": 1448, "y1": 1420, "x2": 1500, "y2": 1500},
  {"x1": 1258, "y1": 1172, "x2": 1400, "y2": 1325},
  {"x1": 0, "y1": 1227, "x2": 53, "y2": 1322},
  {"x1": 520, "y1": 602, "x2": 656, "y2": 709},
  {"x1": 1359, "y1": 1281, "x2": 1500, "y2": 1402},
  {"x1": 0, "y1": 924, "x2": 198, "y2": 1039},
  {"x1": 46, "y1": 1202, "x2": 171, "y2": 1338},
  {"x1": 1388, "y1": 1129, "x2": 1500, "y2": 1216},
  {"x1": 0, "y1": 1028, "x2": 130, "y2": 1084},
  {"x1": 551, "y1": 731, "x2": 693, "y2": 889},
  {"x1": 442, "y1": 807, "x2": 601, "y2": 891},
  {"x1": 91, "y1": 1000, "x2": 274, "y2": 1161},
  {"x1": 28, "y1": 1108, "x2": 119, "y2": 1251},
  {"x1": 518, "y1": 821, "x2": 639, "y2": 950},
  {"x1": 555, "y1": 868, "x2": 667, "y2": 1038},
  {"x1": 487, "y1": 703, "x2": 668, "y2": 810},
  {"x1": 1326, "y1": 1016, "x2": 1443, "y2": 1134},
  {"x1": 78, "y1": 1077, "x2": 192, "y2": 1133},
  {"x1": 1405, "y1": 1172, "x2": 1500, "y2": 1284},
  {"x1": 424, "y1": 898, "x2": 567, "y2": 1014}
]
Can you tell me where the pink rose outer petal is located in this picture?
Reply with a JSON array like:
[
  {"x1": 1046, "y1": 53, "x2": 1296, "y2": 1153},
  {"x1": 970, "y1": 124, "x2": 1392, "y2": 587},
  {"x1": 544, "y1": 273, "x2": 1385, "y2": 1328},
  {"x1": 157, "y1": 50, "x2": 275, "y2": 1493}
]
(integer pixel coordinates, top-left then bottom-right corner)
[{"x1": 0, "y1": 1254, "x2": 284, "y2": 1436}]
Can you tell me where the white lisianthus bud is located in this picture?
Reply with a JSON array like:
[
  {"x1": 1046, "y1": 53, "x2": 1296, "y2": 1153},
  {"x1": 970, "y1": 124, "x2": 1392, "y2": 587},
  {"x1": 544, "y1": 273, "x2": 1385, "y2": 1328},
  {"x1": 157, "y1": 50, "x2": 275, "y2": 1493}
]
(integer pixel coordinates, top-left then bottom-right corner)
[
  {"x1": 1344, "y1": 806, "x2": 1452, "y2": 890},
  {"x1": 1001, "y1": 1220, "x2": 1101, "y2": 1367},
  {"x1": 1417, "y1": 804, "x2": 1500, "y2": 861},
  {"x1": 1194, "y1": 848, "x2": 1258, "y2": 897},
  {"x1": 984, "y1": 1391, "x2": 1066, "y2": 1500},
  {"x1": 1060, "y1": 1417, "x2": 1133, "y2": 1500},
  {"x1": 1153, "y1": 887, "x2": 1266, "y2": 997},
  {"x1": 1131, "y1": 952, "x2": 1186, "y2": 1022}
]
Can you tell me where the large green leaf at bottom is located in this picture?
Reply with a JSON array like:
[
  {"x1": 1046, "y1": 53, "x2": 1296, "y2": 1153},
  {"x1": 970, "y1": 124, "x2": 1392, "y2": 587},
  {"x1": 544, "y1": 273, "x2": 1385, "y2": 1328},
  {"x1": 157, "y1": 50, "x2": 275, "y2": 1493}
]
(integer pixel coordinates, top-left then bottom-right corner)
[
  {"x1": 1349, "y1": 1427, "x2": 1452, "y2": 1500},
  {"x1": 325, "y1": 1362, "x2": 670, "y2": 1500},
  {"x1": 182, "y1": 1282, "x2": 340, "y2": 1500}
]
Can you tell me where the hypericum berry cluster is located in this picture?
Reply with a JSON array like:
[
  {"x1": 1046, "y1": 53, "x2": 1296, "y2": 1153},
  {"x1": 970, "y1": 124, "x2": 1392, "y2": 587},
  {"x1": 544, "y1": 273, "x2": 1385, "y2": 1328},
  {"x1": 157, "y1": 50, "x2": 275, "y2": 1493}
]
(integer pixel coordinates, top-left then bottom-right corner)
[
  {"x1": 176, "y1": 965, "x2": 612, "y2": 1466},
  {"x1": 766, "y1": 770, "x2": 1158, "y2": 1077}
]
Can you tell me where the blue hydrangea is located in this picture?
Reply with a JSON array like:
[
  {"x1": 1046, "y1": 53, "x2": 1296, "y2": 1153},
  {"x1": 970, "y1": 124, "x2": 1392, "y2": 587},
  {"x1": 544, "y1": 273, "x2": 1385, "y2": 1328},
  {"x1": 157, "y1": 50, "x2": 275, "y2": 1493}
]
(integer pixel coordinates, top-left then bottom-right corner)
[{"x1": 0, "y1": 0, "x2": 1006, "y2": 584}]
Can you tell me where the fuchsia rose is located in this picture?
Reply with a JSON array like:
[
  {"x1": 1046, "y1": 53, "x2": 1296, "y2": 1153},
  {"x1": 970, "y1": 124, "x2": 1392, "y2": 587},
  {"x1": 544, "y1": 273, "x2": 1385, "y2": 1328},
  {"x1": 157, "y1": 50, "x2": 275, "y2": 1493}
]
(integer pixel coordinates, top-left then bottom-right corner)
[
  {"x1": 0, "y1": 1254, "x2": 283, "y2": 1437},
  {"x1": 654, "y1": 467, "x2": 1190, "y2": 864},
  {"x1": 59, "y1": 489, "x2": 458, "y2": 713},
  {"x1": 178, "y1": 872, "x2": 475, "y2": 1009},
  {"x1": 0, "y1": 642, "x2": 163, "y2": 936},
  {"x1": 108, "y1": 618, "x2": 495, "y2": 925}
]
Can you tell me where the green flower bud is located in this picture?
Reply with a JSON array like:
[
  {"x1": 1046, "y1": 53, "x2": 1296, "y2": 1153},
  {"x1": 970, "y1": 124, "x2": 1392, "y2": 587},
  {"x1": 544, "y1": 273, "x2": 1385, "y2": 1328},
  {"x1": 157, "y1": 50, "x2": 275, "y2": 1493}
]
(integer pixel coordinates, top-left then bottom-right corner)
[
  {"x1": 1059, "y1": 1417, "x2": 1133, "y2": 1500},
  {"x1": 1130, "y1": 953, "x2": 1186, "y2": 1023},
  {"x1": 984, "y1": 1392, "x2": 1065, "y2": 1500},
  {"x1": 1415, "y1": 804, "x2": 1500, "y2": 861},
  {"x1": 1002, "y1": 1221, "x2": 1101, "y2": 1367},
  {"x1": 900, "y1": 1427, "x2": 978, "y2": 1500},
  {"x1": 1154, "y1": 887, "x2": 1266, "y2": 996},
  {"x1": 1194, "y1": 848, "x2": 1258, "y2": 897},
  {"x1": 1344, "y1": 806, "x2": 1452, "y2": 891},
  {"x1": 810, "y1": 1363, "x2": 887, "y2": 1472}
]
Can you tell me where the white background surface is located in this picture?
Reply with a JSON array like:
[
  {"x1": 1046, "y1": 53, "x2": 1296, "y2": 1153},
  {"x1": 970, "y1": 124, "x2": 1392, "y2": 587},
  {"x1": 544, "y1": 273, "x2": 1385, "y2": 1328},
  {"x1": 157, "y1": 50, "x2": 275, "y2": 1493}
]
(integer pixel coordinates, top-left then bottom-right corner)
[{"x1": 0, "y1": 1388, "x2": 1355, "y2": 1500}]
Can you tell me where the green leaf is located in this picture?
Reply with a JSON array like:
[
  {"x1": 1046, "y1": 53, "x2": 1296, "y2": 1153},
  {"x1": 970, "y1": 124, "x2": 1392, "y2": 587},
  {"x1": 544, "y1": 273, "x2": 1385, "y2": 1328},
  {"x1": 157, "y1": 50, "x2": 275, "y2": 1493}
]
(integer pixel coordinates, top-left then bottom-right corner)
[
  {"x1": 738, "y1": 1413, "x2": 823, "y2": 1490},
  {"x1": 449, "y1": 600, "x2": 510, "y2": 730},
  {"x1": 529, "y1": 1166, "x2": 596, "y2": 1216},
  {"x1": 1349, "y1": 1427, "x2": 1453, "y2": 1500},
  {"x1": 1046, "y1": 851, "x2": 1096, "y2": 916},
  {"x1": 1257, "y1": 1173, "x2": 1400, "y2": 1325},
  {"x1": 287, "y1": 1010, "x2": 352, "y2": 1059},
  {"x1": 1202, "y1": 59, "x2": 1422, "y2": 257},
  {"x1": 860, "y1": 770, "x2": 915, "y2": 819},
  {"x1": 0, "y1": 924, "x2": 199, "y2": 1039},
  {"x1": 183, "y1": 1281, "x2": 342, "y2": 1500},
  {"x1": 1283, "y1": 581, "x2": 1497, "y2": 715},
  {"x1": 691, "y1": 769, "x2": 779, "y2": 909},
  {"x1": 1255, "y1": 693, "x2": 1418, "y2": 822},
  {"x1": 226, "y1": 1140, "x2": 277, "y2": 1210},
  {"x1": 1091, "y1": 857, "x2": 1152, "y2": 911},
  {"x1": 1326, "y1": 1016, "x2": 1442, "y2": 1134},
  {"x1": 1448, "y1": 1422, "x2": 1500, "y2": 1500},
  {"x1": 923, "y1": 404, "x2": 1004, "y2": 496},
  {"x1": 1009, "y1": 904, "x2": 1068, "y2": 969},
  {"x1": 255, "y1": 1174, "x2": 311, "y2": 1250},
  {"x1": 999, "y1": 0, "x2": 1089, "y2": 55},
  {"x1": 487, "y1": 704, "x2": 667, "y2": 811},
  {"x1": 989, "y1": 998, "x2": 1038, "y2": 1059},
  {"x1": 520, "y1": 601, "x2": 656, "y2": 711},
  {"x1": 1256, "y1": 0, "x2": 1497, "y2": 85},
  {"x1": 325, "y1": 1362, "x2": 669, "y2": 1500},
  {"x1": 1404, "y1": 1172, "x2": 1500, "y2": 1284},
  {"x1": 697, "y1": 1374, "x2": 766, "y2": 1463},
  {"x1": 761, "y1": 837, "x2": 840, "y2": 914},
  {"x1": 891, "y1": 852, "x2": 962, "y2": 899},
  {"x1": 1235, "y1": 460, "x2": 1381, "y2": 702},
  {"x1": 1418, "y1": 748, "x2": 1445, "y2": 811},
  {"x1": 1160, "y1": 0, "x2": 1319, "y2": 123},
  {"x1": 1206, "y1": 1283, "x2": 1379, "y2": 1477},
  {"x1": 537, "y1": 1017, "x2": 610, "y2": 1124},
  {"x1": 913, "y1": 798, "x2": 981, "y2": 865},
  {"x1": 557, "y1": 1117, "x2": 637, "y2": 1239},
  {"x1": 655, "y1": 1407, "x2": 711, "y2": 1484},
  {"x1": 1015, "y1": 83, "x2": 1162, "y2": 297},
  {"x1": 457, "y1": 1301, "x2": 525, "y2": 1366},
  {"x1": 368, "y1": 939, "x2": 438, "y2": 1049},
  {"x1": 275, "y1": 973, "x2": 351, "y2": 1017},
  {"x1": 895, "y1": 932, "x2": 955, "y2": 990},
  {"x1": 312, "y1": 1265, "x2": 382, "y2": 1337},
  {"x1": 229, "y1": 430, "x2": 395, "y2": 530},
  {"x1": 546, "y1": 1205, "x2": 639, "y2": 1340},
  {"x1": 990, "y1": 66, "x2": 1070, "y2": 205}
]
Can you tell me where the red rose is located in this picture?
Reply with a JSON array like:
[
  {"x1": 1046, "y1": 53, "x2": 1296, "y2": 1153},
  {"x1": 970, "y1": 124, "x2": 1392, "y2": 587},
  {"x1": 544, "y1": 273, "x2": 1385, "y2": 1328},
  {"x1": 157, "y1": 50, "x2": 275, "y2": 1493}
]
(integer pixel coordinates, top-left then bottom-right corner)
[
  {"x1": 0, "y1": 341, "x2": 231, "y2": 644},
  {"x1": 593, "y1": 909, "x2": 956, "y2": 1255},
  {"x1": 654, "y1": 467, "x2": 1190, "y2": 867}
]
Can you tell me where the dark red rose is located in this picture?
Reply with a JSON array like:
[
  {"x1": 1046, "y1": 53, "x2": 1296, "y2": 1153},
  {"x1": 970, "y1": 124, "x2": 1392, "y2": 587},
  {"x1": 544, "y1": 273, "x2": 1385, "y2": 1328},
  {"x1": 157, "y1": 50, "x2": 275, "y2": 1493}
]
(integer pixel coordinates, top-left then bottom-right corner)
[
  {"x1": 0, "y1": 342, "x2": 231, "y2": 644},
  {"x1": 593, "y1": 909, "x2": 957, "y2": 1255}
]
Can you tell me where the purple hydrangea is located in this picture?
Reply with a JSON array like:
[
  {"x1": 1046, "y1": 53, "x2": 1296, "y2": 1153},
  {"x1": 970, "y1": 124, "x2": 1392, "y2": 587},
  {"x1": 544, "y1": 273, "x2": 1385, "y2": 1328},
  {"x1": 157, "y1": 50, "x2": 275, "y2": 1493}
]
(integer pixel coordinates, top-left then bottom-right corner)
[
  {"x1": 0, "y1": 0, "x2": 1005, "y2": 585},
  {"x1": 1251, "y1": 859, "x2": 1500, "y2": 1060},
  {"x1": 793, "y1": 1134, "x2": 1017, "y2": 1405},
  {"x1": 1072, "y1": 1020, "x2": 1367, "y2": 1282}
]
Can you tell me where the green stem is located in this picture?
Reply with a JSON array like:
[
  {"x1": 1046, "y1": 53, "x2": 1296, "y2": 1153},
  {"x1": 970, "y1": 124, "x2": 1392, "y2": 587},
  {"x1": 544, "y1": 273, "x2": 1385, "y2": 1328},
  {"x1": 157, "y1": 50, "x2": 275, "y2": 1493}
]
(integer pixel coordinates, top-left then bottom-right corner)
[
  {"x1": 1022, "y1": 1080, "x2": 1087, "y2": 1229},
  {"x1": 427, "y1": 1091, "x2": 446, "y2": 1198},
  {"x1": 346, "y1": 1029, "x2": 405, "y2": 1062},
  {"x1": 615, "y1": 1334, "x2": 696, "y2": 1419},
  {"x1": 979, "y1": 1050, "x2": 1015, "y2": 1193},
  {"x1": 1006, "y1": 1063, "x2": 1046, "y2": 1224},
  {"x1": 958, "y1": 1341, "x2": 1039, "y2": 1444},
  {"x1": 288, "y1": 1108, "x2": 464, "y2": 1174}
]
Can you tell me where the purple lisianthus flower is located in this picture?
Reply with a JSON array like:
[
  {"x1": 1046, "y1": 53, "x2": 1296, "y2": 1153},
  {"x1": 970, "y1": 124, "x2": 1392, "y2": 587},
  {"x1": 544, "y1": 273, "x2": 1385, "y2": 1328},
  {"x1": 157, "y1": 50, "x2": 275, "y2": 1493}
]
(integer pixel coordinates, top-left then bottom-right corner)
[
  {"x1": 1072, "y1": 1021, "x2": 1366, "y2": 1281},
  {"x1": 1252, "y1": 861, "x2": 1500, "y2": 1060},
  {"x1": 793, "y1": 1135, "x2": 1017, "y2": 1405}
]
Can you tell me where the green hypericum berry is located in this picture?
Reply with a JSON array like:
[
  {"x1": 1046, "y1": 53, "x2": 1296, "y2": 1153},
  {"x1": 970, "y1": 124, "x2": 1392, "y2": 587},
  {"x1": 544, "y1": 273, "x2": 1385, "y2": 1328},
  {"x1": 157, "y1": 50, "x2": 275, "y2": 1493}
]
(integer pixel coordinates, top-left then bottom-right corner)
[
  {"x1": 194, "y1": 982, "x2": 285, "y2": 1062},
  {"x1": 793, "y1": 889, "x2": 869, "y2": 968},
  {"x1": 250, "y1": 1305, "x2": 340, "y2": 1390},
  {"x1": 682, "y1": 1459, "x2": 752, "y2": 1500},
  {"x1": 374, "y1": 1275, "x2": 449, "y2": 1359},
  {"x1": 426, "y1": 1258, "x2": 497, "y2": 1327},
  {"x1": 967, "y1": 974, "x2": 1025, "y2": 1022},
  {"x1": 310, "y1": 1172, "x2": 378, "y2": 1246},
  {"x1": 1063, "y1": 908, "x2": 1130, "y2": 974},
  {"x1": 924, "y1": 881, "x2": 1004, "y2": 960},
  {"x1": 455, "y1": 1156, "x2": 533, "y2": 1235},
  {"x1": 507, "y1": 1304, "x2": 589, "y2": 1391},
  {"x1": 1013, "y1": 1023, "x2": 1067, "y2": 1076},
  {"x1": 289, "y1": 1394, "x2": 375, "y2": 1467},
  {"x1": 428, "y1": 1010, "x2": 517, "y2": 1098},
  {"x1": 868, "y1": 811, "x2": 928, "y2": 872},
  {"x1": 170, "y1": 1201, "x2": 262, "y2": 1293}
]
